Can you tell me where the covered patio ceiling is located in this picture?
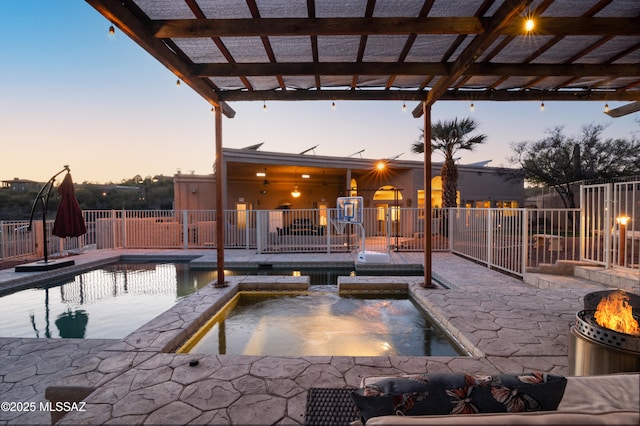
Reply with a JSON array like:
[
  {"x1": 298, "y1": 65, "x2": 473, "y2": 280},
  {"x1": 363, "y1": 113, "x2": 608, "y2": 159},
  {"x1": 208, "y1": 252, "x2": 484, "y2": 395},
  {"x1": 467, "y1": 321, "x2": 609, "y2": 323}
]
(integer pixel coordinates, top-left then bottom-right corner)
[{"x1": 87, "y1": 0, "x2": 640, "y2": 119}]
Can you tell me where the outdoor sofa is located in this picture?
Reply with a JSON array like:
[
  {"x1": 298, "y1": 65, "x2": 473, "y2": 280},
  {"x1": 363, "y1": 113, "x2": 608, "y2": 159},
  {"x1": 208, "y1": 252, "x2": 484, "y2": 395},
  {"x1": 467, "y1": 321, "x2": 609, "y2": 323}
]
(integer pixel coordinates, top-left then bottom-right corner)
[{"x1": 350, "y1": 372, "x2": 639, "y2": 425}]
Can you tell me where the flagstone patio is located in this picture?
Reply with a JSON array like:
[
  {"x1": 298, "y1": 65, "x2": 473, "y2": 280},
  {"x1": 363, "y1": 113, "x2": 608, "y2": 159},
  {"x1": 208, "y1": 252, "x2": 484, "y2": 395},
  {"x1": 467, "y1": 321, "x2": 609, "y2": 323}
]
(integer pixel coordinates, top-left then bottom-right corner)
[{"x1": 1, "y1": 250, "x2": 637, "y2": 425}]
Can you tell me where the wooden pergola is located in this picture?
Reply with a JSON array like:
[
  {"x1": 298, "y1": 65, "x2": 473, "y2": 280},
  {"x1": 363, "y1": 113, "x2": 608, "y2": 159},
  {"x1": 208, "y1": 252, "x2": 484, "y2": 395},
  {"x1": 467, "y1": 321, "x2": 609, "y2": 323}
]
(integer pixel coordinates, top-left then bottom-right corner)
[{"x1": 86, "y1": 0, "x2": 640, "y2": 286}]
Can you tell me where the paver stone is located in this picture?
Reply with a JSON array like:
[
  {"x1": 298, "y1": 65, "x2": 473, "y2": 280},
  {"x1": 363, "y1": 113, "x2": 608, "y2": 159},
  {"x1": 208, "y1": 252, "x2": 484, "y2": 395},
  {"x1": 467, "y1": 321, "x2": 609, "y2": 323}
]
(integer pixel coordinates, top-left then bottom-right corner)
[
  {"x1": 228, "y1": 394, "x2": 286, "y2": 425},
  {"x1": 144, "y1": 400, "x2": 201, "y2": 425}
]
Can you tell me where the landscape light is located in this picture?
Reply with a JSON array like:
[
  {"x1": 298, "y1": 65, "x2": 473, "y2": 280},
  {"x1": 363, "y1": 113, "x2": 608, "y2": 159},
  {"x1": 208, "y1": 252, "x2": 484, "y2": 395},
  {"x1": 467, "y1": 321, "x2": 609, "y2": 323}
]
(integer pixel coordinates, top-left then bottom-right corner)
[{"x1": 616, "y1": 216, "x2": 630, "y2": 226}]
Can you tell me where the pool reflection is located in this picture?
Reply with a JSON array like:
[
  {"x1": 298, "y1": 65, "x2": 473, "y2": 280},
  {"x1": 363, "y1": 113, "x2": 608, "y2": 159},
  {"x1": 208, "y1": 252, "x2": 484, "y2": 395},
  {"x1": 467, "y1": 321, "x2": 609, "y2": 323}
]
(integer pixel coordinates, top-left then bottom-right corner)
[{"x1": 184, "y1": 293, "x2": 463, "y2": 357}]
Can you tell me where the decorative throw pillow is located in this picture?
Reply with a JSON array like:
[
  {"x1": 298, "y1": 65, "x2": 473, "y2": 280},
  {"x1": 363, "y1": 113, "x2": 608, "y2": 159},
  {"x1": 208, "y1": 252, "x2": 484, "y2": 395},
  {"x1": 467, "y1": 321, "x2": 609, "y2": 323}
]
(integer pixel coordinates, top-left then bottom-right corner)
[{"x1": 350, "y1": 372, "x2": 567, "y2": 423}]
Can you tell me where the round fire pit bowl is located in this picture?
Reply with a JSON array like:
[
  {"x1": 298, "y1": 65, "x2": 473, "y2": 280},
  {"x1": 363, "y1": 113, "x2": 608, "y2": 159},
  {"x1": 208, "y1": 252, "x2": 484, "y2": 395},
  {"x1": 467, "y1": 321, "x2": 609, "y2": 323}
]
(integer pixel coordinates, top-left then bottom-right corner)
[
  {"x1": 569, "y1": 309, "x2": 640, "y2": 376},
  {"x1": 574, "y1": 310, "x2": 640, "y2": 353}
]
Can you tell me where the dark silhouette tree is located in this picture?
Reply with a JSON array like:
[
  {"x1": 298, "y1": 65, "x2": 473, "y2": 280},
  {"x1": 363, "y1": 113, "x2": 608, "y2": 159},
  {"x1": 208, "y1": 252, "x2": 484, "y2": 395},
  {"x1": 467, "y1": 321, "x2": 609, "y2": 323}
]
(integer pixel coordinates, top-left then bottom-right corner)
[{"x1": 509, "y1": 123, "x2": 640, "y2": 208}]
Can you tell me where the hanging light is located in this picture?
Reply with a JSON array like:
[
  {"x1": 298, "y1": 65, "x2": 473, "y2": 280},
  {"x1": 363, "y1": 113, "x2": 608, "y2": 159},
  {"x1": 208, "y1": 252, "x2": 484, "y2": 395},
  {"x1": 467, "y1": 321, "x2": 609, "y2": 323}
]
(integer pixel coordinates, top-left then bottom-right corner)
[
  {"x1": 540, "y1": 101, "x2": 545, "y2": 112},
  {"x1": 263, "y1": 101, "x2": 267, "y2": 112},
  {"x1": 108, "y1": 24, "x2": 115, "y2": 36},
  {"x1": 176, "y1": 79, "x2": 181, "y2": 87},
  {"x1": 258, "y1": 168, "x2": 268, "y2": 185},
  {"x1": 470, "y1": 102, "x2": 475, "y2": 112},
  {"x1": 402, "y1": 101, "x2": 407, "y2": 112},
  {"x1": 525, "y1": 18, "x2": 535, "y2": 32},
  {"x1": 604, "y1": 103, "x2": 609, "y2": 113},
  {"x1": 331, "y1": 101, "x2": 336, "y2": 110},
  {"x1": 291, "y1": 186, "x2": 301, "y2": 198}
]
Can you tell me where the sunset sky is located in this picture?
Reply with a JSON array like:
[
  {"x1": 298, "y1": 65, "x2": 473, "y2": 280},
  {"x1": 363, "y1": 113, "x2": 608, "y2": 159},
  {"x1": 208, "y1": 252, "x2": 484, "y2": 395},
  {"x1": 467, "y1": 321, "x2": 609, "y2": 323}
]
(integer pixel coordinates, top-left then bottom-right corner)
[{"x1": 2, "y1": 1, "x2": 638, "y2": 184}]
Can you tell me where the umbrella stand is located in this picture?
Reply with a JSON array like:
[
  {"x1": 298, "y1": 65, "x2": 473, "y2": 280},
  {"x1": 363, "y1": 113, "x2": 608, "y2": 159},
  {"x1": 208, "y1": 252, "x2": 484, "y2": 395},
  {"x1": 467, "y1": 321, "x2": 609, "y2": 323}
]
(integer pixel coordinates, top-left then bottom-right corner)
[{"x1": 15, "y1": 165, "x2": 76, "y2": 272}]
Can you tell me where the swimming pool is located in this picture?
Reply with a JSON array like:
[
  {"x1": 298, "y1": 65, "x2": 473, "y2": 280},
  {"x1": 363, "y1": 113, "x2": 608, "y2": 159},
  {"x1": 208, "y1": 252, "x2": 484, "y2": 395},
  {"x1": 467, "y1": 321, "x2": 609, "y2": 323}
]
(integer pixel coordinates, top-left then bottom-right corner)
[
  {"x1": 179, "y1": 291, "x2": 464, "y2": 357},
  {"x1": 0, "y1": 262, "x2": 214, "y2": 339},
  {"x1": 0, "y1": 263, "x2": 432, "y2": 342}
]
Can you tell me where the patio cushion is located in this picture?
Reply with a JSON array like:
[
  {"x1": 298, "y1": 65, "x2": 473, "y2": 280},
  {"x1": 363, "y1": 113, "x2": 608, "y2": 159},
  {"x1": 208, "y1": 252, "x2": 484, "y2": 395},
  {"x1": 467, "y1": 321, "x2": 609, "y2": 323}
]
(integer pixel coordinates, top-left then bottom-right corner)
[{"x1": 350, "y1": 372, "x2": 566, "y2": 423}]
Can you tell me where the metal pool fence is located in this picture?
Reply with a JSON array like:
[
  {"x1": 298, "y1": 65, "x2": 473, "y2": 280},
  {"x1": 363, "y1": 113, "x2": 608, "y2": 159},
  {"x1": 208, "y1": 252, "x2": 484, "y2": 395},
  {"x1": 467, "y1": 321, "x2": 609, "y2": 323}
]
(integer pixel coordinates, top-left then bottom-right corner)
[{"x1": 2, "y1": 180, "x2": 638, "y2": 276}]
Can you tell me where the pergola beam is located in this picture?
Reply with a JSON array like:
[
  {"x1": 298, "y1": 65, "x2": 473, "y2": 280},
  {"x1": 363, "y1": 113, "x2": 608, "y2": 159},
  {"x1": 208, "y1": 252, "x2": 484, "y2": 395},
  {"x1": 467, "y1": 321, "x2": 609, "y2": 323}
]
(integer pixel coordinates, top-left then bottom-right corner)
[
  {"x1": 416, "y1": 0, "x2": 528, "y2": 115},
  {"x1": 219, "y1": 89, "x2": 640, "y2": 102},
  {"x1": 154, "y1": 17, "x2": 484, "y2": 38},
  {"x1": 196, "y1": 62, "x2": 638, "y2": 78},
  {"x1": 86, "y1": 0, "x2": 236, "y2": 118},
  {"x1": 153, "y1": 17, "x2": 640, "y2": 38}
]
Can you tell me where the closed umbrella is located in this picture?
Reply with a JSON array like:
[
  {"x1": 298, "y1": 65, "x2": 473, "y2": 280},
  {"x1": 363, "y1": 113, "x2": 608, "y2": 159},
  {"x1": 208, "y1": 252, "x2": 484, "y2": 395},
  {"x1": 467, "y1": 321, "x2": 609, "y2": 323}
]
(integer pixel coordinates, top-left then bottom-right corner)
[{"x1": 52, "y1": 172, "x2": 86, "y2": 238}]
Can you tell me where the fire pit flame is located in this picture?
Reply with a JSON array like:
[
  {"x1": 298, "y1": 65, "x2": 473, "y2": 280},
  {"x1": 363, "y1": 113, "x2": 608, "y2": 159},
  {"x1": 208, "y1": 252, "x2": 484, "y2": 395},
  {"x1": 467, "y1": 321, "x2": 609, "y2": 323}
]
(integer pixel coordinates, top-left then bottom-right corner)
[{"x1": 594, "y1": 290, "x2": 640, "y2": 336}]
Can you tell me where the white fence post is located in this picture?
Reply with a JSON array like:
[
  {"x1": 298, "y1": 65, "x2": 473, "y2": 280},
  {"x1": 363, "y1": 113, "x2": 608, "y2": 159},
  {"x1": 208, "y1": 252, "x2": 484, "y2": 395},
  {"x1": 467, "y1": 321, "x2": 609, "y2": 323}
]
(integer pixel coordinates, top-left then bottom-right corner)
[
  {"x1": 256, "y1": 210, "x2": 263, "y2": 253},
  {"x1": 486, "y1": 208, "x2": 493, "y2": 268},
  {"x1": 121, "y1": 210, "x2": 127, "y2": 249},
  {"x1": 604, "y1": 184, "x2": 612, "y2": 269},
  {"x1": 522, "y1": 209, "x2": 529, "y2": 275},
  {"x1": 182, "y1": 210, "x2": 189, "y2": 249},
  {"x1": 0, "y1": 221, "x2": 4, "y2": 260},
  {"x1": 110, "y1": 210, "x2": 116, "y2": 249}
]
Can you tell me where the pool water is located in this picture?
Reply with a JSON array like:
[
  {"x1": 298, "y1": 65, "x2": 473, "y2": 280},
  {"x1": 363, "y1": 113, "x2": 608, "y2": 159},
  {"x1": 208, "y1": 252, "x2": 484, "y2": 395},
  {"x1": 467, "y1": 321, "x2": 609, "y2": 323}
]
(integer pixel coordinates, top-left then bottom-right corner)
[
  {"x1": 0, "y1": 263, "x2": 434, "y2": 344},
  {"x1": 181, "y1": 292, "x2": 464, "y2": 357},
  {"x1": 0, "y1": 263, "x2": 213, "y2": 339}
]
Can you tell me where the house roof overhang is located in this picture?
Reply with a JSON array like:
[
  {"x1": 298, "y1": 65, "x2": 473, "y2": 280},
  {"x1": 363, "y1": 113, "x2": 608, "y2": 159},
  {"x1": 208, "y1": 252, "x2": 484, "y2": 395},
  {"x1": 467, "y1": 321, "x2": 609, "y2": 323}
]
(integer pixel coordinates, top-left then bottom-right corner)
[{"x1": 86, "y1": 0, "x2": 640, "y2": 119}]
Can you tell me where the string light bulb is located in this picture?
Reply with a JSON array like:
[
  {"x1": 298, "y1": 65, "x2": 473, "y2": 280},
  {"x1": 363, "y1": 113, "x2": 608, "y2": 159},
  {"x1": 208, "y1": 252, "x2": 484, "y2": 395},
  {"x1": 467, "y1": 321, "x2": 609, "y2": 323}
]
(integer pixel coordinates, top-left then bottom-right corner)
[
  {"x1": 331, "y1": 101, "x2": 336, "y2": 110},
  {"x1": 263, "y1": 101, "x2": 267, "y2": 112},
  {"x1": 540, "y1": 101, "x2": 545, "y2": 112},
  {"x1": 108, "y1": 25, "x2": 115, "y2": 36},
  {"x1": 402, "y1": 102, "x2": 407, "y2": 112},
  {"x1": 604, "y1": 103, "x2": 609, "y2": 113},
  {"x1": 525, "y1": 18, "x2": 535, "y2": 32},
  {"x1": 470, "y1": 102, "x2": 475, "y2": 112},
  {"x1": 176, "y1": 79, "x2": 181, "y2": 87}
]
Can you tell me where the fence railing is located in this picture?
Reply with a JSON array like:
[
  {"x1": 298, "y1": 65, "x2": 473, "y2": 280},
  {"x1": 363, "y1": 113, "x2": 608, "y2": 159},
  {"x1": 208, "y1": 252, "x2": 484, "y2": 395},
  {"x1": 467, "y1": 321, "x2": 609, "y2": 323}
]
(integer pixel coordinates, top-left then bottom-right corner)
[
  {"x1": 0, "y1": 207, "x2": 574, "y2": 276},
  {"x1": 582, "y1": 181, "x2": 639, "y2": 269},
  {"x1": 2, "y1": 189, "x2": 638, "y2": 277}
]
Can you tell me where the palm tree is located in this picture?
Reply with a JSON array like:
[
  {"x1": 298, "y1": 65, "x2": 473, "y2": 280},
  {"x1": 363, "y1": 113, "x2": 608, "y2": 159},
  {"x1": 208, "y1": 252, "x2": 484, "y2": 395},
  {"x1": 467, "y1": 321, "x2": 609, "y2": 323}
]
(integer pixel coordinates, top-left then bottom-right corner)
[{"x1": 412, "y1": 117, "x2": 487, "y2": 207}]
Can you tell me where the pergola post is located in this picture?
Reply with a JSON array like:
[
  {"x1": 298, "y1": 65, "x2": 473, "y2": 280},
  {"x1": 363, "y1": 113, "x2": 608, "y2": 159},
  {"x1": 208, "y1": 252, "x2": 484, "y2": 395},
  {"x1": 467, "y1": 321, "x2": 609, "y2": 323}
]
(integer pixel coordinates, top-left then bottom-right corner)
[
  {"x1": 214, "y1": 106, "x2": 227, "y2": 287},
  {"x1": 423, "y1": 102, "x2": 432, "y2": 287}
]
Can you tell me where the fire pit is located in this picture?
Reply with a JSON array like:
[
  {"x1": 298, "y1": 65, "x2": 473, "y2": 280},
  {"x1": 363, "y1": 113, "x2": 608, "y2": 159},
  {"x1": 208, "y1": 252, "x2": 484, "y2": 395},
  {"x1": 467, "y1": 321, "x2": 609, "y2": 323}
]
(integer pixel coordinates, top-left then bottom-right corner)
[{"x1": 569, "y1": 290, "x2": 640, "y2": 376}]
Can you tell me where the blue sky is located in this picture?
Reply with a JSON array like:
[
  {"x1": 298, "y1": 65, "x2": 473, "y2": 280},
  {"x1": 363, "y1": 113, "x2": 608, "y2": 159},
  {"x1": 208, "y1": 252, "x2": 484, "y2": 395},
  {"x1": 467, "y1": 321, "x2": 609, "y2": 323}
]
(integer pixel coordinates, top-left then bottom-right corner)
[{"x1": 2, "y1": 1, "x2": 638, "y2": 183}]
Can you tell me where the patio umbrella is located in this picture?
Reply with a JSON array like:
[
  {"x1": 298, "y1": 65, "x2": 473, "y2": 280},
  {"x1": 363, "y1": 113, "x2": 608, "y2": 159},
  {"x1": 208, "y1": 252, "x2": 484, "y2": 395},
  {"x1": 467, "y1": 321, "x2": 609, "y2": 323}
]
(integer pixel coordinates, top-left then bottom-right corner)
[{"x1": 52, "y1": 172, "x2": 86, "y2": 238}]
